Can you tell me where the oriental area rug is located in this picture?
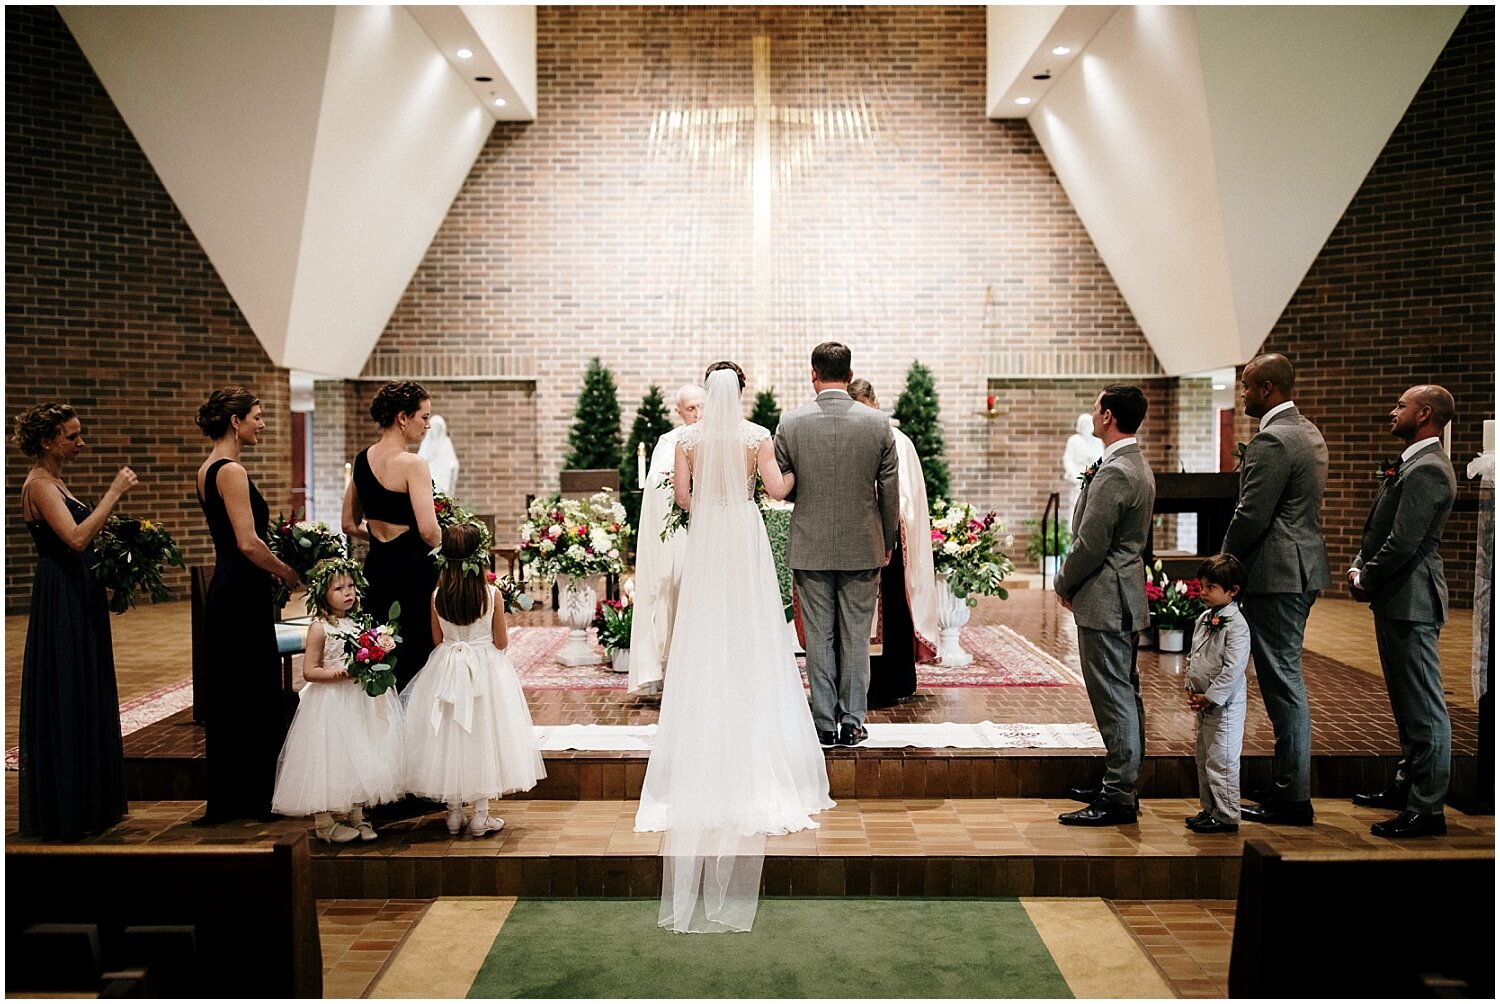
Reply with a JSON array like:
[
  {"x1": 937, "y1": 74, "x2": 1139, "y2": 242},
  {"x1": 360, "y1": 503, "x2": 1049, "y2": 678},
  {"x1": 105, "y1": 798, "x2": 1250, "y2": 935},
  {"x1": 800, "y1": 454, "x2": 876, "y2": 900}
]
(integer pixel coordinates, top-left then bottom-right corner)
[
  {"x1": 364, "y1": 896, "x2": 1171, "y2": 999},
  {"x1": 509, "y1": 624, "x2": 1083, "y2": 691}
]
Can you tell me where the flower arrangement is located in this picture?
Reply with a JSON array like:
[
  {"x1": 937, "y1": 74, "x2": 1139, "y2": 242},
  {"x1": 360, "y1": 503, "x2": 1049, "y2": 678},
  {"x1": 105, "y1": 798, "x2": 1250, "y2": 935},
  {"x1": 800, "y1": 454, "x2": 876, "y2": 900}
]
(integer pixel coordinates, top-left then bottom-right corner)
[
  {"x1": 656, "y1": 473, "x2": 691, "y2": 542},
  {"x1": 517, "y1": 490, "x2": 631, "y2": 581},
  {"x1": 487, "y1": 569, "x2": 534, "y2": 613},
  {"x1": 331, "y1": 602, "x2": 402, "y2": 697},
  {"x1": 591, "y1": 598, "x2": 633, "y2": 656},
  {"x1": 929, "y1": 498, "x2": 1015, "y2": 606},
  {"x1": 93, "y1": 515, "x2": 187, "y2": 614},
  {"x1": 1145, "y1": 560, "x2": 1205, "y2": 630},
  {"x1": 266, "y1": 510, "x2": 346, "y2": 608}
]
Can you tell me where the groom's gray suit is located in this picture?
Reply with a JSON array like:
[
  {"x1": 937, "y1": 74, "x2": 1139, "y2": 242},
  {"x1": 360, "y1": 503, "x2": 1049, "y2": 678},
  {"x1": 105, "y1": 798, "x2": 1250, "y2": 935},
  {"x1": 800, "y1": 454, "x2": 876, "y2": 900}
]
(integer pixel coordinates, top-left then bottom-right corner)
[
  {"x1": 775, "y1": 389, "x2": 900, "y2": 735},
  {"x1": 1054, "y1": 441, "x2": 1156, "y2": 807}
]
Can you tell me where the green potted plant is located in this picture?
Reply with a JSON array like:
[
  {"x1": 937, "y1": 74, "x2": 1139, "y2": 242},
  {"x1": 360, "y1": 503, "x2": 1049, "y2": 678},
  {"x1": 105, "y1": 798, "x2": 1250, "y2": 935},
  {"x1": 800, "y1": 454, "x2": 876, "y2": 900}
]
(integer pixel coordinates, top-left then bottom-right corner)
[{"x1": 1021, "y1": 518, "x2": 1072, "y2": 579}]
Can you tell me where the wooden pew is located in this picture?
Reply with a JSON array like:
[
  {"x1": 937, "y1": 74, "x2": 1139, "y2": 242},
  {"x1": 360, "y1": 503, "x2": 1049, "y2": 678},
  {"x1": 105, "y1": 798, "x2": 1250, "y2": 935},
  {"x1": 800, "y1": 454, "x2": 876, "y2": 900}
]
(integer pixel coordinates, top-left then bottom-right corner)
[
  {"x1": 6, "y1": 832, "x2": 321, "y2": 998},
  {"x1": 1228, "y1": 839, "x2": 1494, "y2": 998}
]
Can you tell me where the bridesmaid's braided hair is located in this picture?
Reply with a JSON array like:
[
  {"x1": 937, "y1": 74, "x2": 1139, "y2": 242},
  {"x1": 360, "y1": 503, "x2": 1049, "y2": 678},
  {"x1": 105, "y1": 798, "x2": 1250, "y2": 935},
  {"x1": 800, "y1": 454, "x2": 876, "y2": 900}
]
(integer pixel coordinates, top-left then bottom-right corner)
[
  {"x1": 196, "y1": 388, "x2": 260, "y2": 439},
  {"x1": 369, "y1": 381, "x2": 429, "y2": 428},
  {"x1": 13, "y1": 402, "x2": 76, "y2": 457}
]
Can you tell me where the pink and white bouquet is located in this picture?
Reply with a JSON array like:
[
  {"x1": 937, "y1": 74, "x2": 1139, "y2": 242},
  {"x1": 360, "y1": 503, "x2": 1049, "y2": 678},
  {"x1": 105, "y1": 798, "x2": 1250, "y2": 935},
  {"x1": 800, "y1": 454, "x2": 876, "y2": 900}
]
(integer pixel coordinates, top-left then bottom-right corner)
[
  {"x1": 332, "y1": 603, "x2": 402, "y2": 697},
  {"x1": 517, "y1": 490, "x2": 631, "y2": 581},
  {"x1": 929, "y1": 498, "x2": 1015, "y2": 605}
]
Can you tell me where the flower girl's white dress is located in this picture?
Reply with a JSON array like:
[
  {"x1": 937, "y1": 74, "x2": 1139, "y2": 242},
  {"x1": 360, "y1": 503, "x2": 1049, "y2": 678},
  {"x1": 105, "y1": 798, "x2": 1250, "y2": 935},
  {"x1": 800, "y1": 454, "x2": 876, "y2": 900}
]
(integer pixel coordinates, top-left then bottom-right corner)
[
  {"x1": 402, "y1": 586, "x2": 546, "y2": 802},
  {"x1": 272, "y1": 616, "x2": 407, "y2": 815}
]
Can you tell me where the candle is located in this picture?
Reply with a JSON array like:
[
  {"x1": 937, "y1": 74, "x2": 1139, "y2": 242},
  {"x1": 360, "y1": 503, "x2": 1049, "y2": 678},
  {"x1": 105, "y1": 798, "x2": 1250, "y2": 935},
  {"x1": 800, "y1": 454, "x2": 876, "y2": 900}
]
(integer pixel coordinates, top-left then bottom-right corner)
[
  {"x1": 344, "y1": 462, "x2": 352, "y2": 489},
  {"x1": 1485, "y1": 419, "x2": 1495, "y2": 454},
  {"x1": 637, "y1": 442, "x2": 647, "y2": 488}
]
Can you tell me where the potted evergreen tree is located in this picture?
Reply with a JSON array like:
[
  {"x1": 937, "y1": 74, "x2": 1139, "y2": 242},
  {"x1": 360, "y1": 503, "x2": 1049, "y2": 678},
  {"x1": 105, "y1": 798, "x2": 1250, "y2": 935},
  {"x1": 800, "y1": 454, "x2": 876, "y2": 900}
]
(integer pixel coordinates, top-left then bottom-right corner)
[
  {"x1": 564, "y1": 358, "x2": 625, "y2": 472},
  {"x1": 620, "y1": 385, "x2": 673, "y2": 533},
  {"x1": 892, "y1": 361, "x2": 951, "y2": 504}
]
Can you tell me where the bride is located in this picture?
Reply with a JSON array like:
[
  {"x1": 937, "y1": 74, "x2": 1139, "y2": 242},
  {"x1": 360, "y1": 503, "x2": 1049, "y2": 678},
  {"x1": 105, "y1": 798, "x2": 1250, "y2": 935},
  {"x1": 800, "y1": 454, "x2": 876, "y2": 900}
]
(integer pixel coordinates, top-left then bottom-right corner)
[{"x1": 634, "y1": 362, "x2": 833, "y2": 933}]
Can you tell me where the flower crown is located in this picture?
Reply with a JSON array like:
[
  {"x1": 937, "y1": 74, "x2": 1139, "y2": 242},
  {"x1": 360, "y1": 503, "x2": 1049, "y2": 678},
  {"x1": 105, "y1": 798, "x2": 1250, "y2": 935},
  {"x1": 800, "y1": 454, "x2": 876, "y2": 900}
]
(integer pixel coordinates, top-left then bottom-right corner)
[
  {"x1": 304, "y1": 557, "x2": 368, "y2": 616},
  {"x1": 432, "y1": 518, "x2": 494, "y2": 578}
]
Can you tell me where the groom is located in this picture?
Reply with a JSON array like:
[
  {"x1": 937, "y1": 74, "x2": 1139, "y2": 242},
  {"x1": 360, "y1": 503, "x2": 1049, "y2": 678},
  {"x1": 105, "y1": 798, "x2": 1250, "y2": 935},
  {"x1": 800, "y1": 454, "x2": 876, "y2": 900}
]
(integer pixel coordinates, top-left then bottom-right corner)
[{"x1": 776, "y1": 342, "x2": 900, "y2": 747}]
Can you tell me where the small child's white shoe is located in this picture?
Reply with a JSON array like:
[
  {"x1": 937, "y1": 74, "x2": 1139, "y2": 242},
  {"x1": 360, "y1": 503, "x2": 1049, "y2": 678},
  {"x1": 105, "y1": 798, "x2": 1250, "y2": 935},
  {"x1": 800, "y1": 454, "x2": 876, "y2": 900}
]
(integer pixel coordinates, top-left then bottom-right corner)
[
  {"x1": 445, "y1": 807, "x2": 466, "y2": 835},
  {"x1": 313, "y1": 812, "x2": 360, "y2": 844},
  {"x1": 348, "y1": 805, "x2": 378, "y2": 842},
  {"x1": 468, "y1": 813, "x2": 505, "y2": 838}
]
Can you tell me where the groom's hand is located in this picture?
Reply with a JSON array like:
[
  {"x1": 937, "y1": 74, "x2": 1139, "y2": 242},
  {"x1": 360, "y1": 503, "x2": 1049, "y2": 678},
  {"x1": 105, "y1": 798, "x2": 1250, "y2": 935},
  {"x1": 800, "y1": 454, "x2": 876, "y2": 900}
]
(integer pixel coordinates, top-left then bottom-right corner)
[
  {"x1": 1056, "y1": 593, "x2": 1072, "y2": 611},
  {"x1": 881, "y1": 549, "x2": 892, "y2": 567}
]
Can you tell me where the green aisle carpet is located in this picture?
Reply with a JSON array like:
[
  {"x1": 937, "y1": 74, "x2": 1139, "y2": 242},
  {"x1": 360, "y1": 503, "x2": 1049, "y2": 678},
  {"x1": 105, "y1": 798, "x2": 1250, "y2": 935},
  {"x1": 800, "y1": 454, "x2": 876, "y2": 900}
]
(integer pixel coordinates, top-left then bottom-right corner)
[{"x1": 467, "y1": 897, "x2": 1072, "y2": 999}]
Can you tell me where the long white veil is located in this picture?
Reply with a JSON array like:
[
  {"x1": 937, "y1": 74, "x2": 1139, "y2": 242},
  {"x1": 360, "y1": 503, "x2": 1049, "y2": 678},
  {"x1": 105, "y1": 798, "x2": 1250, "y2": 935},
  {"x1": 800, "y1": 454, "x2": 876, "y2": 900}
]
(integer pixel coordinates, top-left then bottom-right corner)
[{"x1": 658, "y1": 366, "x2": 767, "y2": 934}]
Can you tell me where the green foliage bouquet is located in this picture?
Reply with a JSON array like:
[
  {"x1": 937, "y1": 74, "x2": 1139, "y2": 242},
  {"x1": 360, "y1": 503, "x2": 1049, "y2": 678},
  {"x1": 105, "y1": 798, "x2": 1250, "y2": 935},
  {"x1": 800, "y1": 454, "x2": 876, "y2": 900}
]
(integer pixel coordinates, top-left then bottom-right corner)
[
  {"x1": 265, "y1": 510, "x2": 346, "y2": 609},
  {"x1": 929, "y1": 498, "x2": 1015, "y2": 606},
  {"x1": 93, "y1": 515, "x2": 187, "y2": 614},
  {"x1": 591, "y1": 598, "x2": 633, "y2": 656}
]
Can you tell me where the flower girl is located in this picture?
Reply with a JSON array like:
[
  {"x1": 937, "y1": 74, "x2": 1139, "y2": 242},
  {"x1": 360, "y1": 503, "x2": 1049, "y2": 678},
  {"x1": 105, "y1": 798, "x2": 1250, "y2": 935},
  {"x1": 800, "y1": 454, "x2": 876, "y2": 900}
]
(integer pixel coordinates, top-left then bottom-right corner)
[
  {"x1": 272, "y1": 558, "x2": 406, "y2": 843},
  {"x1": 403, "y1": 521, "x2": 545, "y2": 837}
]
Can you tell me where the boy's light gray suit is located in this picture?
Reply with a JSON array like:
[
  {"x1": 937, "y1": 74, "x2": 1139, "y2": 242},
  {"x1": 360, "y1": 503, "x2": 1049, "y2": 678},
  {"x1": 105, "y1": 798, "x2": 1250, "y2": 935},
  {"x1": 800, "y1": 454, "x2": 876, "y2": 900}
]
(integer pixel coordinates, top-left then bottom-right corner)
[
  {"x1": 1054, "y1": 443, "x2": 1155, "y2": 807},
  {"x1": 1353, "y1": 441, "x2": 1456, "y2": 813},
  {"x1": 1221, "y1": 405, "x2": 1330, "y2": 804},
  {"x1": 775, "y1": 390, "x2": 900, "y2": 734},
  {"x1": 1186, "y1": 601, "x2": 1251, "y2": 824}
]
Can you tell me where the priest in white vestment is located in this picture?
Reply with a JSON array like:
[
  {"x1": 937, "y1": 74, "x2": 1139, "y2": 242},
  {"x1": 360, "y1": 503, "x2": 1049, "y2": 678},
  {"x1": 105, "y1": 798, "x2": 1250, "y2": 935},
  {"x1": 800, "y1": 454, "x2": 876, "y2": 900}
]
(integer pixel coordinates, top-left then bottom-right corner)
[
  {"x1": 628, "y1": 384, "x2": 706, "y2": 696},
  {"x1": 849, "y1": 380, "x2": 939, "y2": 703}
]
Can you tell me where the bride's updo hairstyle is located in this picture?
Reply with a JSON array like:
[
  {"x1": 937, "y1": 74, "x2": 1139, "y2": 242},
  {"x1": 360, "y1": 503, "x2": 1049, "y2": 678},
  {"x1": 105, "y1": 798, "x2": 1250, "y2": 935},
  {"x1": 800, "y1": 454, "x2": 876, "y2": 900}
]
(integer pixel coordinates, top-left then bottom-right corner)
[
  {"x1": 13, "y1": 402, "x2": 77, "y2": 457},
  {"x1": 369, "y1": 381, "x2": 429, "y2": 428},
  {"x1": 195, "y1": 388, "x2": 260, "y2": 439},
  {"x1": 703, "y1": 360, "x2": 745, "y2": 390},
  {"x1": 434, "y1": 522, "x2": 487, "y2": 626}
]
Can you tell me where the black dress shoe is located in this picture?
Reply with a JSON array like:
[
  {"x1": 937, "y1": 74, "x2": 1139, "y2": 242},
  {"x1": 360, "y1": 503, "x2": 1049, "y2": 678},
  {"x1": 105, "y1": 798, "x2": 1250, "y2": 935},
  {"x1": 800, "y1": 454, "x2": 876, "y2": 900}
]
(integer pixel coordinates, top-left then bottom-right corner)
[
  {"x1": 1241, "y1": 800, "x2": 1315, "y2": 826},
  {"x1": 1185, "y1": 810, "x2": 1214, "y2": 826},
  {"x1": 817, "y1": 730, "x2": 838, "y2": 748},
  {"x1": 837, "y1": 722, "x2": 868, "y2": 747},
  {"x1": 1058, "y1": 800, "x2": 1137, "y2": 826},
  {"x1": 1352, "y1": 787, "x2": 1408, "y2": 811},
  {"x1": 1370, "y1": 810, "x2": 1447, "y2": 838},
  {"x1": 1068, "y1": 784, "x2": 1103, "y2": 803},
  {"x1": 1186, "y1": 815, "x2": 1239, "y2": 834}
]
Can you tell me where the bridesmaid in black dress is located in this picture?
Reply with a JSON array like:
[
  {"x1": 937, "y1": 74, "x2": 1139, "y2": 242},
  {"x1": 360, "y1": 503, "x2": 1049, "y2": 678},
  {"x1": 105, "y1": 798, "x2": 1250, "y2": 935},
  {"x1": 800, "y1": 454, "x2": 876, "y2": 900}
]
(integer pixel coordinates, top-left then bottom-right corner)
[
  {"x1": 194, "y1": 388, "x2": 302, "y2": 825},
  {"x1": 342, "y1": 381, "x2": 442, "y2": 690},
  {"x1": 16, "y1": 403, "x2": 138, "y2": 841}
]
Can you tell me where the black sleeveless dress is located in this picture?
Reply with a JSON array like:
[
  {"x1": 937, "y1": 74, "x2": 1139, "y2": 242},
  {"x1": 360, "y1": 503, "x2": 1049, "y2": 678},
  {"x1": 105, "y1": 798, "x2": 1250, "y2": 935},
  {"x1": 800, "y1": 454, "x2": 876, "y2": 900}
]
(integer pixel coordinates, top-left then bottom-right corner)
[
  {"x1": 197, "y1": 459, "x2": 289, "y2": 822},
  {"x1": 353, "y1": 449, "x2": 438, "y2": 689},
  {"x1": 19, "y1": 488, "x2": 128, "y2": 841}
]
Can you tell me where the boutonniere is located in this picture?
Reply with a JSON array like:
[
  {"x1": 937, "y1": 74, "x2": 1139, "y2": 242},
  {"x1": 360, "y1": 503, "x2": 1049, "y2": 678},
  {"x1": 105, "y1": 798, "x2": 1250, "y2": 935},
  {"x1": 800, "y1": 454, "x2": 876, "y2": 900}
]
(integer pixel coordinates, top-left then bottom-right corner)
[
  {"x1": 1206, "y1": 610, "x2": 1232, "y2": 634},
  {"x1": 1377, "y1": 458, "x2": 1402, "y2": 482},
  {"x1": 1233, "y1": 442, "x2": 1248, "y2": 470},
  {"x1": 1079, "y1": 457, "x2": 1102, "y2": 489}
]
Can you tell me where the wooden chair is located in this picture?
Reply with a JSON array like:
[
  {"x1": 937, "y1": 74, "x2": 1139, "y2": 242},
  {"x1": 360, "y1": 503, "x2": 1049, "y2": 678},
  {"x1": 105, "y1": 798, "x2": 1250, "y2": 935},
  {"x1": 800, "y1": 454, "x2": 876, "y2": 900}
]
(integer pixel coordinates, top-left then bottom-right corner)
[{"x1": 6, "y1": 832, "x2": 322, "y2": 998}]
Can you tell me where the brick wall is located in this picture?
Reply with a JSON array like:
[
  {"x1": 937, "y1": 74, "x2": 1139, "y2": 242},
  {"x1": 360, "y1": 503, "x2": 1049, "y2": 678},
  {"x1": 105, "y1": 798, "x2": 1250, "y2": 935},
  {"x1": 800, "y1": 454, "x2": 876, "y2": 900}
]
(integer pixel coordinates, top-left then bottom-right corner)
[
  {"x1": 1243, "y1": 4, "x2": 1493, "y2": 606},
  {"x1": 5, "y1": 6, "x2": 291, "y2": 613},
  {"x1": 360, "y1": 5, "x2": 1151, "y2": 548}
]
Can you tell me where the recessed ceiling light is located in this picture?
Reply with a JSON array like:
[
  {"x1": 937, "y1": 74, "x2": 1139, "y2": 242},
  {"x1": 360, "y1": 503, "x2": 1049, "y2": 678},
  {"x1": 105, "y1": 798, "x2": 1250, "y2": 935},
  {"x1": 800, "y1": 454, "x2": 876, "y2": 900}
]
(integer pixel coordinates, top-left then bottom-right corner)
[
  {"x1": 456, "y1": 48, "x2": 474, "y2": 59},
  {"x1": 1014, "y1": 97, "x2": 1032, "y2": 106},
  {"x1": 1052, "y1": 46, "x2": 1072, "y2": 56},
  {"x1": 493, "y1": 97, "x2": 507, "y2": 107}
]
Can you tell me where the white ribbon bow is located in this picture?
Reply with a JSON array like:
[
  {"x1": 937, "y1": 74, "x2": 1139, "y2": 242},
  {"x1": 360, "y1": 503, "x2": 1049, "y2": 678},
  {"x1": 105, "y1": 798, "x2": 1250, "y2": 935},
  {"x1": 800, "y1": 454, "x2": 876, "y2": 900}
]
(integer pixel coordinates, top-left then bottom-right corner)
[{"x1": 430, "y1": 642, "x2": 488, "y2": 734}]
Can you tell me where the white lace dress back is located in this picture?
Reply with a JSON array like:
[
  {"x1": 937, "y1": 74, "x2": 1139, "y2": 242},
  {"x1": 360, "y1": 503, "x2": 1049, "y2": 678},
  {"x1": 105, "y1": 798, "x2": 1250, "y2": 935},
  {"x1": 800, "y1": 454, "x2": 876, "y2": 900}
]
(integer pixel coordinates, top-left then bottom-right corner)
[
  {"x1": 635, "y1": 370, "x2": 833, "y2": 933},
  {"x1": 401, "y1": 587, "x2": 546, "y2": 803},
  {"x1": 272, "y1": 615, "x2": 407, "y2": 815}
]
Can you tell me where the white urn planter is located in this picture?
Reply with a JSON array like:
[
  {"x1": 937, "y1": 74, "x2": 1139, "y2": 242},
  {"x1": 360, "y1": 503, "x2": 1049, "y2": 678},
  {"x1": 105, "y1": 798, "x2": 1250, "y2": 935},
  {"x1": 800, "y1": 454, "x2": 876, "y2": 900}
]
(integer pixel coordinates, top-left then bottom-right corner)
[
  {"x1": 1156, "y1": 627, "x2": 1186, "y2": 653},
  {"x1": 935, "y1": 571, "x2": 974, "y2": 668},
  {"x1": 556, "y1": 576, "x2": 602, "y2": 666},
  {"x1": 1040, "y1": 555, "x2": 1060, "y2": 585},
  {"x1": 608, "y1": 648, "x2": 630, "y2": 675}
]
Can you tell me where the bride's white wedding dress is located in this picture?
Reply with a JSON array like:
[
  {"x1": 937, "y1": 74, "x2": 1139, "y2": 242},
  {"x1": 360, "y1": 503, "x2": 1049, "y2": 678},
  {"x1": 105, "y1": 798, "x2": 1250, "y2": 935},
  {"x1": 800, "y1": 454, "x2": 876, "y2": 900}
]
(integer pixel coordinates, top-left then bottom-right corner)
[{"x1": 634, "y1": 370, "x2": 833, "y2": 933}]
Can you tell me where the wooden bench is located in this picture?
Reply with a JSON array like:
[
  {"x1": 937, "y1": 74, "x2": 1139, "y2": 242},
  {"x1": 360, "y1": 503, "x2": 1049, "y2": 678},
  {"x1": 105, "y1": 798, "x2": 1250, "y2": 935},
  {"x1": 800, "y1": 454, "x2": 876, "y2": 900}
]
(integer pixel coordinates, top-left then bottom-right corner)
[
  {"x1": 5, "y1": 832, "x2": 322, "y2": 998},
  {"x1": 1228, "y1": 839, "x2": 1494, "y2": 998}
]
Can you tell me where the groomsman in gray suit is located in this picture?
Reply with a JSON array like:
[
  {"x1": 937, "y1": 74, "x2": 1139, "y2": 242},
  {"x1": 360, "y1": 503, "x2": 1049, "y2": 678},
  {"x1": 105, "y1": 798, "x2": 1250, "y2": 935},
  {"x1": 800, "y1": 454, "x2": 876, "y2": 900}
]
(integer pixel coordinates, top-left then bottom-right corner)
[
  {"x1": 1348, "y1": 385, "x2": 1457, "y2": 838},
  {"x1": 1222, "y1": 353, "x2": 1330, "y2": 826},
  {"x1": 1054, "y1": 385, "x2": 1156, "y2": 826},
  {"x1": 775, "y1": 342, "x2": 900, "y2": 747}
]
